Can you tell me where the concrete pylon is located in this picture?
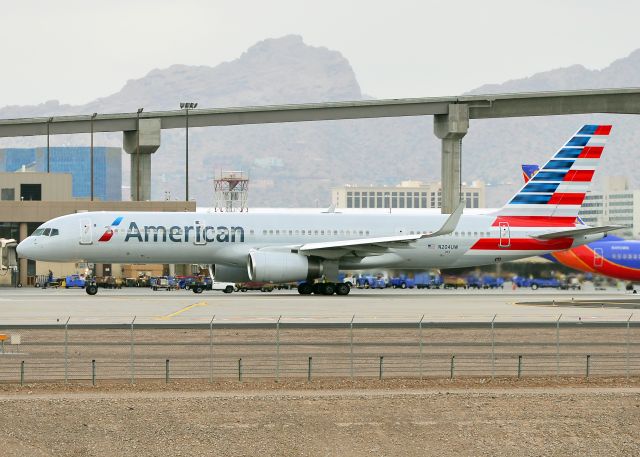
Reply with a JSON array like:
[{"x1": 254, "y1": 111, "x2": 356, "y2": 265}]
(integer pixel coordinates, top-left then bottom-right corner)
[
  {"x1": 434, "y1": 104, "x2": 469, "y2": 214},
  {"x1": 123, "y1": 118, "x2": 161, "y2": 201}
]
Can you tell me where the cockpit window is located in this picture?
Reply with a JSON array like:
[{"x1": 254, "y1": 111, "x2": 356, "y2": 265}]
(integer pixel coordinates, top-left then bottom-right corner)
[
  {"x1": 32, "y1": 228, "x2": 45, "y2": 236},
  {"x1": 43, "y1": 228, "x2": 51, "y2": 236},
  {"x1": 50, "y1": 228, "x2": 59, "y2": 236}
]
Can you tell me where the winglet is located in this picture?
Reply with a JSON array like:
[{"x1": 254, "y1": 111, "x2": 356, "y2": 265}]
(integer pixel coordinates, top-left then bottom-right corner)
[{"x1": 420, "y1": 201, "x2": 464, "y2": 239}]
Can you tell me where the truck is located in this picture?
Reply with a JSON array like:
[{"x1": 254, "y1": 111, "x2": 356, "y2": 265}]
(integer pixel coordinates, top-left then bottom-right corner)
[{"x1": 64, "y1": 274, "x2": 86, "y2": 289}]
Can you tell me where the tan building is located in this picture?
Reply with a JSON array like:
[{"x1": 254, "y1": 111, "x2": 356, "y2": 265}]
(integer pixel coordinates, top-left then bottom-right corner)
[
  {"x1": 0, "y1": 172, "x2": 195, "y2": 286},
  {"x1": 331, "y1": 180, "x2": 486, "y2": 209},
  {"x1": 579, "y1": 176, "x2": 640, "y2": 239}
]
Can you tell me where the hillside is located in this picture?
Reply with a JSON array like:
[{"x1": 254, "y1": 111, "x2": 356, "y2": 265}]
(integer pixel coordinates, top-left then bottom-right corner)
[{"x1": 1, "y1": 36, "x2": 640, "y2": 208}]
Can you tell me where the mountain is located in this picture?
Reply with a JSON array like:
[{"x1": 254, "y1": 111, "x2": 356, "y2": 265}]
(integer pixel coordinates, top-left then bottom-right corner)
[{"x1": 1, "y1": 36, "x2": 640, "y2": 210}]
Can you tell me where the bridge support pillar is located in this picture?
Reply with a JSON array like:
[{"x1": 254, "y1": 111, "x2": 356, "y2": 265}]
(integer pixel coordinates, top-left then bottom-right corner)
[
  {"x1": 434, "y1": 104, "x2": 469, "y2": 214},
  {"x1": 123, "y1": 118, "x2": 161, "y2": 201}
]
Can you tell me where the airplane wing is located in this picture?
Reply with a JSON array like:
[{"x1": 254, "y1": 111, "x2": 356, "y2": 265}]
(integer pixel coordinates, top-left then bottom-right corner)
[
  {"x1": 297, "y1": 202, "x2": 464, "y2": 259},
  {"x1": 533, "y1": 225, "x2": 625, "y2": 240}
]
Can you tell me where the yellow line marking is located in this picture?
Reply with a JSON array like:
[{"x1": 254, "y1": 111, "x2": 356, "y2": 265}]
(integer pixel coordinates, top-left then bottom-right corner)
[{"x1": 156, "y1": 302, "x2": 208, "y2": 320}]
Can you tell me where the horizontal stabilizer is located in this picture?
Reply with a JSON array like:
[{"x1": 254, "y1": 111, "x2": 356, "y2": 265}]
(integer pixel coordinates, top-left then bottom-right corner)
[{"x1": 533, "y1": 225, "x2": 625, "y2": 240}]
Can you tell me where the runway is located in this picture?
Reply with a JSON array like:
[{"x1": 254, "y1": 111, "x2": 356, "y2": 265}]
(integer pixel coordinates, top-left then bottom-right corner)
[{"x1": 0, "y1": 286, "x2": 638, "y2": 324}]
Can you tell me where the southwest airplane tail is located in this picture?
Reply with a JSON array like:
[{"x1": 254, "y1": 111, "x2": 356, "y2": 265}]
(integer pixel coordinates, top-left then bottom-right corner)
[{"x1": 17, "y1": 124, "x2": 623, "y2": 295}]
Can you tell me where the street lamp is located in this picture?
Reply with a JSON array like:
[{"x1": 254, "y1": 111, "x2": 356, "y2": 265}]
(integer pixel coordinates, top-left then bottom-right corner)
[
  {"x1": 46, "y1": 117, "x2": 53, "y2": 173},
  {"x1": 90, "y1": 113, "x2": 97, "y2": 201},
  {"x1": 180, "y1": 102, "x2": 198, "y2": 201},
  {"x1": 136, "y1": 108, "x2": 144, "y2": 201}
]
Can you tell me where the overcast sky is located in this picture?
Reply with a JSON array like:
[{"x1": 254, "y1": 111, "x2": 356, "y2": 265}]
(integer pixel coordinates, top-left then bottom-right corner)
[{"x1": 2, "y1": 0, "x2": 639, "y2": 106}]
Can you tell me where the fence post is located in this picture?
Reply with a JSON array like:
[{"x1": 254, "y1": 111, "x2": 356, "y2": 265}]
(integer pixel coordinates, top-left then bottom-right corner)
[
  {"x1": 64, "y1": 316, "x2": 70, "y2": 384},
  {"x1": 379, "y1": 356, "x2": 384, "y2": 380},
  {"x1": 20, "y1": 361, "x2": 24, "y2": 386},
  {"x1": 308, "y1": 356, "x2": 312, "y2": 382},
  {"x1": 209, "y1": 315, "x2": 215, "y2": 383},
  {"x1": 586, "y1": 354, "x2": 591, "y2": 378},
  {"x1": 238, "y1": 358, "x2": 242, "y2": 382},
  {"x1": 450, "y1": 355, "x2": 455, "y2": 379},
  {"x1": 276, "y1": 315, "x2": 281, "y2": 381},
  {"x1": 130, "y1": 316, "x2": 136, "y2": 384},
  {"x1": 350, "y1": 315, "x2": 355, "y2": 379},
  {"x1": 418, "y1": 314, "x2": 424, "y2": 379},
  {"x1": 556, "y1": 314, "x2": 562, "y2": 377},
  {"x1": 627, "y1": 314, "x2": 633, "y2": 379},
  {"x1": 491, "y1": 314, "x2": 496, "y2": 378},
  {"x1": 517, "y1": 355, "x2": 522, "y2": 379},
  {"x1": 92, "y1": 360, "x2": 96, "y2": 386}
]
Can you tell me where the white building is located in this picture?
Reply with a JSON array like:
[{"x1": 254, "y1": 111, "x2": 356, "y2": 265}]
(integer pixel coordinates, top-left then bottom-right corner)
[
  {"x1": 579, "y1": 176, "x2": 640, "y2": 238},
  {"x1": 331, "y1": 181, "x2": 485, "y2": 209}
]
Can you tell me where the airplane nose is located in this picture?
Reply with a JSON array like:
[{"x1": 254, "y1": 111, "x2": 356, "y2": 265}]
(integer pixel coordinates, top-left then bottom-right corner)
[{"x1": 16, "y1": 238, "x2": 32, "y2": 259}]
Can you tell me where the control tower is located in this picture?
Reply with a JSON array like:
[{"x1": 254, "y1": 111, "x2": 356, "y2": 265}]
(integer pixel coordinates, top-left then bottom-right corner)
[{"x1": 213, "y1": 171, "x2": 249, "y2": 212}]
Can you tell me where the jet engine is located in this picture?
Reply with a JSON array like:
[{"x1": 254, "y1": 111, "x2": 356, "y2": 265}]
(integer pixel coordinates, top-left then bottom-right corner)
[{"x1": 248, "y1": 251, "x2": 323, "y2": 283}]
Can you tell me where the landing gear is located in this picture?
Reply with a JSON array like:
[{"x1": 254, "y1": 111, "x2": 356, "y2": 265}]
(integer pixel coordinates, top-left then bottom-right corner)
[
  {"x1": 335, "y1": 283, "x2": 350, "y2": 296},
  {"x1": 297, "y1": 282, "x2": 313, "y2": 295},
  {"x1": 297, "y1": 282, "x2": 350, "y2": 296},
  {"x1": 85, "y1": 284, "x2": 98, "y2": 295}
]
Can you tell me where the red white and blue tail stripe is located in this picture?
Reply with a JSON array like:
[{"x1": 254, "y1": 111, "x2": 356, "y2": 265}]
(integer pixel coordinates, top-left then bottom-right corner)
[{"x1": 495, "y1": 124, "x2": 610, "y2": 227}]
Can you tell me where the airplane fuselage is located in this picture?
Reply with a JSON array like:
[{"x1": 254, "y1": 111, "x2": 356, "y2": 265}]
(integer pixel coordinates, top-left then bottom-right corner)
[{"x1": 17, "y1": 210, "x2": 604, "y2": 272}]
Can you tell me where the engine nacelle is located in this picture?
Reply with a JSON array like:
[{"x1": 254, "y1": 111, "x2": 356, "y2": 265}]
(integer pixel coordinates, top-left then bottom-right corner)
[
  {"x1": 248, "y1": 251, "x2": 323, "y2": 283},
  {"x1": 214, "y1": 264, "x2": 251, "y2": 283}
]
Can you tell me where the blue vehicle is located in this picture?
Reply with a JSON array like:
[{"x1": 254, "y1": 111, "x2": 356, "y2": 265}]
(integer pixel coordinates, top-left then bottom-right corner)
[
  {"x1": 481, "y1": 275, "x2": 504, "y2": 289},
  {"x1": 414, "y1": 272, "x2": 443, "y2": 289},
  {"x1": 390, "y1": 276, "x2": 415, "y2": 289},
  {"x1": 65, "y1": 274, "x2": 86, "y2": 289},
  {"x1": 465, "y1": 275, "x2": 482, "y2": 289}
]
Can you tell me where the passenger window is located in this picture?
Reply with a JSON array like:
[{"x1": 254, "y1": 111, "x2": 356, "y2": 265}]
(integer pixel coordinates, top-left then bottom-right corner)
[
  {"x1": 359, "y1": 230, "x2": 363, "y2": 235},
  {"x1": 43, "y1": 228, "x2": 51, "y2": 236},
  {"x1": 454, "y1": 232, "x2": 459, "y2": 236},
  {"x1": 262, "y1": 230, "x2": 267, "y2": 235},
  {"x1": 301, "y1": 230, "x2": 305, "y2": 235},
  {"x1": 321, "y1": 230, "x2": 325, "y2": 235},
  {"x1": 50, "y1": 229, "x2": 59, "y2": 236},
  {"x1": 289, "y1": 230, "x2": 293, "y2": 235},
  {"x1": 366, "y1": 231, "x2": 370, "y2": 235},
  {"x1": 314, "y1": 230, "x2": 319, "y2": 235},
  {"x1": 269, "y1": 230, "x2": 273, "y2": 235},
  {"x1": 275, "y1": 230, "x2": 280, "y2": 235},
  {"x1": 249, "y1": 229, "x2": 254, "y2": 235},
  {"x1": 333, "y1": 230, "x2": 338, "y2": 235}
]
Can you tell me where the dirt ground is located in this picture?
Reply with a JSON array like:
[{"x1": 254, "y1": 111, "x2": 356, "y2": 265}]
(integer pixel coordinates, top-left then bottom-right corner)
[{"x1": 1, "y1": 378, "x2": 639, "y2": 456}]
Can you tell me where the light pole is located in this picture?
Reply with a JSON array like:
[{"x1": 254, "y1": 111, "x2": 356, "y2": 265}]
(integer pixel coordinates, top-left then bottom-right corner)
[
  {"x1": 136, "y1": 108, "x2": 144, "y2": 201},
  {"x1": 46, "y1": 117, "x2": 53, "y2": 173},
  {"x1": 90, "y1": 113, "x2": 97, "y2": 201},
  {"x1": 180, "y1": 102, "x2": 198, "y2": 201}
]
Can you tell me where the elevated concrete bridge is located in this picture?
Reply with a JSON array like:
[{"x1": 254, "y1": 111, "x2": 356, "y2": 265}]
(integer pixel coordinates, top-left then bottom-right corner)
[{"x1": 2, "y1": 88, "x2": 640, "y2": 211}]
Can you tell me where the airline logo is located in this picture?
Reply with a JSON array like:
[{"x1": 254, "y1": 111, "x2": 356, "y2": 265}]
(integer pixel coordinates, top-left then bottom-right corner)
[
  {"x1": 98, "y1": 216, "x2": 123, "y2": 242},
  {"x1": 495, "y1": 124, "x2": 611, "y2": 227}
]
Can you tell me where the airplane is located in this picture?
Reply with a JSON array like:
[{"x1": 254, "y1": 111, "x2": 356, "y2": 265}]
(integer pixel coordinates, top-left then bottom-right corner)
[
  {"x1": 17, "y1": 124, "x2": 621, "y2": 296},
  {"x1": 522, "y1": 164, "x2": 640, "y2": 283}
]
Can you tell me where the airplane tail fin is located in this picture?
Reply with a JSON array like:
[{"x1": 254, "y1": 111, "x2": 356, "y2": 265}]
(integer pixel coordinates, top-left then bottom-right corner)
[{"x1": 496, "y1": 124, "x2": 611, "y2": 226}]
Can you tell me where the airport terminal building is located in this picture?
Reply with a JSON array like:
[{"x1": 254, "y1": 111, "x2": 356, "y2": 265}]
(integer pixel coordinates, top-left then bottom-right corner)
[
  {"x1": 331, "y1": 180, "x2": 486, "y2": 209},
  {"x1": 0, "y1": 146, "x2": 122, "y2": 201}
]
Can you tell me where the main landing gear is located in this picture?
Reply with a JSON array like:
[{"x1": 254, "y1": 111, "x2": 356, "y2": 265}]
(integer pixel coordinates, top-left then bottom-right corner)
[{"x1": 297, "y1": 282, "x2": 350, "y2": 296}]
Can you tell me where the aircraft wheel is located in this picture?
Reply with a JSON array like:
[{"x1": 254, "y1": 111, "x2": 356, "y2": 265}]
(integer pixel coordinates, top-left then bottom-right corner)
[
  {"x1": 86, "y1": 285, "x2": 98, "y2": 295},
  {"x1": 298, "y1": 282, "x2": 313, "y2": 295},
  {"x1": 336, "y1": 283, "x2": 350, "y2": 296},
  {"x1": 322, "y1": 283, "x2": 336, "y2": 295}
]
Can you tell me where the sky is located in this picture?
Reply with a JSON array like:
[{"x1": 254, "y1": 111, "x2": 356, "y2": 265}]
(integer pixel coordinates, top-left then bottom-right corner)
[{"x1": 2, "y1": 0, "x2": 639, "y2": 106}]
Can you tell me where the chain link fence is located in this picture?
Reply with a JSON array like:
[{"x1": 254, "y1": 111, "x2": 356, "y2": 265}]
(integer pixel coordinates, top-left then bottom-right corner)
[{"x1": 0, "y1": 317, "x2": 639, "y2": 384}]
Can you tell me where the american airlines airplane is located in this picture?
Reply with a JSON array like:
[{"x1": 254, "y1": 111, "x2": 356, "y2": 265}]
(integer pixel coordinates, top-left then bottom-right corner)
[{"x1": 17, "y1": 124, "x2": 620, "y2": 296}]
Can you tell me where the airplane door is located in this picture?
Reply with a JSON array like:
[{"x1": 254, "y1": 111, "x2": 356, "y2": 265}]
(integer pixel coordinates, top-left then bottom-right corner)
[
  {"x1": 498, "y1": 222, "x2": 510, "y2": 248},
  {"x1": 594, "y1": 248, "x2": 604, "y2": 268},
  {"x1": 80, "y1": 218, "x2": 93, "y2": 245},
  {"x1": 194, "y1": 220, "x2": 206, "y2": 245}
]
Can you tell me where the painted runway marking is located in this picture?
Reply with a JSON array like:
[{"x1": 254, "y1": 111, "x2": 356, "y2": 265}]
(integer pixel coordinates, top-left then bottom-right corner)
[{"x1": 156, "y1": 302, "x2": 208, "y2": 320}]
